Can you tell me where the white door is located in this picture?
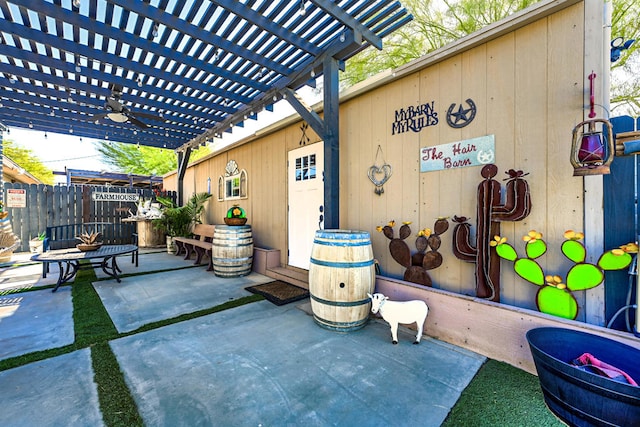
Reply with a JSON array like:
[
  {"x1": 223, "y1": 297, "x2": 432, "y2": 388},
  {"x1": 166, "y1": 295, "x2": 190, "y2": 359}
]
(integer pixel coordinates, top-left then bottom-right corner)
[{"x1": 288, "y1": 142, "x2": 324, "y2": 269}]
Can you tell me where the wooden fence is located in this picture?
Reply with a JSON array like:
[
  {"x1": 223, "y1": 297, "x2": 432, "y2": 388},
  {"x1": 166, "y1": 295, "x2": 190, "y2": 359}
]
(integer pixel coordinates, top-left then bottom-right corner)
[{"x1": 1, "y1": 183, "x2": 176, "y2": 252}]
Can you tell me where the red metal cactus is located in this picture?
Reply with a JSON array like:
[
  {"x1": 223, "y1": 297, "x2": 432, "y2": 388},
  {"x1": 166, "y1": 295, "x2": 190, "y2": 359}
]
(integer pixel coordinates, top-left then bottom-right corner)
[
  {"x1": 378, "y1": 218, "x2": 449, "y2": 287},
  {"x1": 452, "y1": 164, "x2": 532, "y2": 302}
]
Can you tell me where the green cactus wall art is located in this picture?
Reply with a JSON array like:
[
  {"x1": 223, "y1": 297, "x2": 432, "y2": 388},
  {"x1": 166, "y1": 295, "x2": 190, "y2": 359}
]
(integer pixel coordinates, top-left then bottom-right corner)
[
  {"x1": 492, "y1": 229, "x2": 638, "y2": 319},
  {"x1": 377, "y1": 218, "x2": 449, "y2": 287}
]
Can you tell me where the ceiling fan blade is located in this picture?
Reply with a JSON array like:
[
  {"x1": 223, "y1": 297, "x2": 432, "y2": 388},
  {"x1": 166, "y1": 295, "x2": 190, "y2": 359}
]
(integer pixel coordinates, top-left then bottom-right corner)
[
  {"x1": 132, "y1": 111, "x2": 163, "y2": 121},
  {"x1": 127, "y1": 114, "x2": 150, "y2": 129}
]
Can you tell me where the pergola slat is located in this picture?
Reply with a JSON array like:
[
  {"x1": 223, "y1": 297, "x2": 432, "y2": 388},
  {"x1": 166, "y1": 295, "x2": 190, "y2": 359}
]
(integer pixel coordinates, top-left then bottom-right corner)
[{"x1": 0, "y1": 0, "x2": 411, "y2": 151}]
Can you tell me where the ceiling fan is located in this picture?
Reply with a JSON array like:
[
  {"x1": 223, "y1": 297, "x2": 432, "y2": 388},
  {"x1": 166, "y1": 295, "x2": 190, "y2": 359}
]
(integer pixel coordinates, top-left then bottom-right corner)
[{"x1": 90, "y1": 83, "x2": 161, "y2": 129}]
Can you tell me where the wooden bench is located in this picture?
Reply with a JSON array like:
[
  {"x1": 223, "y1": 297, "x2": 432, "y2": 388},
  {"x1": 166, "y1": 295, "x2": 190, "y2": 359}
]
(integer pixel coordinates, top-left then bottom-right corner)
[
  {"x1": 42, "y1": 222, "x2": 138, "y2": 277},
  {"x1": 173, "y1": 224, "x2": 216, "y2": 270}
]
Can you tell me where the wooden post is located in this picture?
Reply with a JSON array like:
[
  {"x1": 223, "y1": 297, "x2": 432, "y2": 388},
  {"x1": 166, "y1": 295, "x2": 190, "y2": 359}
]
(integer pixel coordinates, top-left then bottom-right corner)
[{"x1": 323, "y1": 56, "x2": 340, "y2": 229}]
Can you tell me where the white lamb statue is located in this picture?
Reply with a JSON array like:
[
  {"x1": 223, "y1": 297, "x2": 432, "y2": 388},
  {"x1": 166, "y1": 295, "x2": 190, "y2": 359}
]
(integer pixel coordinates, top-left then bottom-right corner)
[{"x1": 368, "y1": 292, "x2": 429, "y2": 345}]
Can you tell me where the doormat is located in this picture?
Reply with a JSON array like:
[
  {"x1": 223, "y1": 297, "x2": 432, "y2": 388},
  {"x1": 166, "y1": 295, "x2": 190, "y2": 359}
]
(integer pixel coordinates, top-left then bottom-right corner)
[{"x1": 245, "y1": 281, "x2": 309, "y2": 306}]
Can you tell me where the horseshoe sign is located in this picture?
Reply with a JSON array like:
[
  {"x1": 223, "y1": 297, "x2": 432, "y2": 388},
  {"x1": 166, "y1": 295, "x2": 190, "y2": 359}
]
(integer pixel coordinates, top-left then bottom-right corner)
[{"x1": 446, "y1": 98, "x2": 477, "y2": 128}]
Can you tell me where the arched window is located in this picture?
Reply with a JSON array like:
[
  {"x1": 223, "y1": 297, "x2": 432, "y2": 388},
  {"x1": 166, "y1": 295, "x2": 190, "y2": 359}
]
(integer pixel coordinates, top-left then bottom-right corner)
[
  {"x1": 217, "y1": 176, "x2": 224, "y2": 201},
  {"x1": 220, "y1": 160, "x2": 248, "y2": 201}
]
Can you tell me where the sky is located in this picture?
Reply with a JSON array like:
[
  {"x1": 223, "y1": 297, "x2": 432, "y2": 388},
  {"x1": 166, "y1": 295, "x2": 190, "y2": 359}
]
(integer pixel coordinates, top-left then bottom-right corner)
[{"x1": 8, "y1": 127, "x2": 109, "y2": 172}]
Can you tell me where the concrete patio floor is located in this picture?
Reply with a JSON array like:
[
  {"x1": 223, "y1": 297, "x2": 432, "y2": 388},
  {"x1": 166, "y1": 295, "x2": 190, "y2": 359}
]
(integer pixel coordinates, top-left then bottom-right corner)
[{"x1": 0, "y1": 250, "x2": 486, "y2": 426}]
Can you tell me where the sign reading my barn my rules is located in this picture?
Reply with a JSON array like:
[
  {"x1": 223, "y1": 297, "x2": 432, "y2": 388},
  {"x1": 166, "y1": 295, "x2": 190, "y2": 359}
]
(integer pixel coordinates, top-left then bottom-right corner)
[{"x1": 420, "y1": 135, "x2": 495, "y2": 173}]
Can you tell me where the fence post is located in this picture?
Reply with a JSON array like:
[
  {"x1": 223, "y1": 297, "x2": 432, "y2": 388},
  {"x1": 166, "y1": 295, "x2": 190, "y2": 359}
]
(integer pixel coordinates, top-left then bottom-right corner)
[{"x1": 82, "y1": 186, "x2": 91, "y2": 223}]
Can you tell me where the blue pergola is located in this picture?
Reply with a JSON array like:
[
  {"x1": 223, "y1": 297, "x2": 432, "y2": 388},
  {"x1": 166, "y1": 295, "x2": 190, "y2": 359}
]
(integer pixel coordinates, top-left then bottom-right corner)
[{"x1": 0, "y1": 0, "x2": 411, "y2": 224}]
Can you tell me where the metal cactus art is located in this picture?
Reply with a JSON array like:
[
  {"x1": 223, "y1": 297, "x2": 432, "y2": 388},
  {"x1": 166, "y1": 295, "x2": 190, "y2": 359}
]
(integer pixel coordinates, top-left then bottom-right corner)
[
  {"x1": 377, "y1": 218, "x2": 449, "y2": 287},
  {"x1": 493, "y1": 230, "x2": 637, "y2": 319},
  {"x1": 452, "y1": 164, "x2": 532, "y2": 302}
]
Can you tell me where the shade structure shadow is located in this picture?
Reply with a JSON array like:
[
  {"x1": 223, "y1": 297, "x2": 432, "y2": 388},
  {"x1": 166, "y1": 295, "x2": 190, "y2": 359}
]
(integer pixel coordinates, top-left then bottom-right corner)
[{"x1": 0, "y1": 286, "x2": 73, "y2": 361}]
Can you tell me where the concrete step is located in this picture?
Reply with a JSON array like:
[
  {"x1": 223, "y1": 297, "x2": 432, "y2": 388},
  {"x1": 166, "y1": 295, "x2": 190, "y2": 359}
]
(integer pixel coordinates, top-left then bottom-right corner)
[{"x1": 266, "y1": 266, "x2": 309, "y2": 290}]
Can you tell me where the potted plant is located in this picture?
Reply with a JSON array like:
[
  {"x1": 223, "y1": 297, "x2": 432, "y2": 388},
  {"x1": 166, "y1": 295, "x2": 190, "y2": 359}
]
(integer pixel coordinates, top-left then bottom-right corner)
[
  {"x1": 224, "y1": 205, "x2": 247, "y2": 225},
  {"x1": 0, "y1": 200, "x2": 7, "y2": 220},
  {"x1": 29, "y1": 232, "x2": 46, "y2": 253},
  {"x1": 75, "y1": 230, "x2": 103, "y2": 252},
  {"x1": 152, "y1": 192, "x2": 212, "y2": 253}
]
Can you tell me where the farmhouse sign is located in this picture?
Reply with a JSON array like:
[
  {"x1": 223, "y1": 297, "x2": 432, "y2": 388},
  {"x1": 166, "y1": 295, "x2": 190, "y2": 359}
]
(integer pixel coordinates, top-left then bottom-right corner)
[
  {"x1": 91, "y1": 192, "x2": 140, "y2": 202},
  {"x1": 420, "y1": 135, "x2": 495, "y2": 173}
]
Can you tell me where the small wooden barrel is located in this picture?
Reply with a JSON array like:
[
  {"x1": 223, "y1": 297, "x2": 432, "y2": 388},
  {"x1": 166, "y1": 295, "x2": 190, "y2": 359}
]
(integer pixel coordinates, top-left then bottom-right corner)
[
  {"x1": 212, "y1": 225, "x2": 254, "y2": 277},
  {"x1": 309, "y1": 230, "x2": 375, "y2": 332}
]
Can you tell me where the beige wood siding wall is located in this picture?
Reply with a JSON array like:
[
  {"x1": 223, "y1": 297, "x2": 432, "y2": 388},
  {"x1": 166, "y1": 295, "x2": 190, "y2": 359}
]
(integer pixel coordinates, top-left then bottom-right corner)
[{"x1": 165, "y1": 0, "x2": 599, "y2": 319}]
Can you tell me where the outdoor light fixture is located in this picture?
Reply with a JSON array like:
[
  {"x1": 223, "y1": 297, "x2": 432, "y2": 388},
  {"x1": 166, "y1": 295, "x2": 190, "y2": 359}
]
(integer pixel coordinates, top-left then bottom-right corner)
[
  {"x1": 611, "y1": 37, "x2": 635, "y2": 62},
  {"x1": 28, "y1": 121, "x2": 33, "y2": 128},
  {"x1": 570, "y1": 72, "x2": 614, "y2": 176},
  {"x1": 72, "y1": 0, "x2": 80, "y2": 8},
  {"x1": 299, "y1": 1, "x2": 306, "y2": 16},
  {"x1": 75, "y1": 58, "x2": 81, "y2": 72},
  {"x1": 106, "y1": 112, "x2": 128, "y2": 123},
  {"x1": 152, "y1": 23, "x2": 159, "y2": 38}
]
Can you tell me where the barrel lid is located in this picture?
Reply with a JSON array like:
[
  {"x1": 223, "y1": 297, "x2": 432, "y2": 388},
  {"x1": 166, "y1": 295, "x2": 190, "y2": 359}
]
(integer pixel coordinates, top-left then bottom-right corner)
[{"x1": 315, "y1": 229, "x2": 370, "y2": 239}]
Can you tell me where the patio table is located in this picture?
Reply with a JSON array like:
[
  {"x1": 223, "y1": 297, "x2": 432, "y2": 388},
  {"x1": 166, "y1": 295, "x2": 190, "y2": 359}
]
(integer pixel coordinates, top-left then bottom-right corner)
[{"x1": 31, "y1": 244, "x2": 138, "y2": 292}]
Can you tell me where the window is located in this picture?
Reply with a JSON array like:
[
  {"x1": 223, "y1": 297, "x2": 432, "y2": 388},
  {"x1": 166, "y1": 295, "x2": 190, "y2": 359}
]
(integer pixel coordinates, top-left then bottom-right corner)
[
  {"x1": 295, "y1": 154, "x2": 316, "y2": 181},
  {"x1": 226, "y1": 176, "x2": 241, "y2": 198}
]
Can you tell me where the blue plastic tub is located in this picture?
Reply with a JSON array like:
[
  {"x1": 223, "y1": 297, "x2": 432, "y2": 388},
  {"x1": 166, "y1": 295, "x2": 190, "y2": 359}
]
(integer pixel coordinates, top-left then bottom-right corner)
[{"x1": 526, "y1": 327, "x2": 640, "y2": 427}]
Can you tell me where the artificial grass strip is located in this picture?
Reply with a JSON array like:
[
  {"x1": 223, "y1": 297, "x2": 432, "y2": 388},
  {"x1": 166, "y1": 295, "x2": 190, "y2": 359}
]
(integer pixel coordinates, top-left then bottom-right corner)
[
  {"x1": 124, "y1": 293, "x2": 265, "y2": 336},
  {"x1": 0, "y1": 343, "x2": 78, "y2": 372},
  {"x1": 442, "y1": 359, "x2": 564, "y2": 427},
  {"x1": 72, "y1": 267, "x2": 119, "y2": 346},
  {"x1": 91, "y1": 342, "x2": 144, "y2": 427}
]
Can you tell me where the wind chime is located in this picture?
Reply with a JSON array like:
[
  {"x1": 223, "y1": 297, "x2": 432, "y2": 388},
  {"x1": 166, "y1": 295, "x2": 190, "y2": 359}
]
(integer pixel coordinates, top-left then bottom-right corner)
[
  {"x1": 368, "y1": 145, "x2": 392, "y2": 195},
  {"x1": 569, "y1": 72, "x2": 614, "y2": 176}
]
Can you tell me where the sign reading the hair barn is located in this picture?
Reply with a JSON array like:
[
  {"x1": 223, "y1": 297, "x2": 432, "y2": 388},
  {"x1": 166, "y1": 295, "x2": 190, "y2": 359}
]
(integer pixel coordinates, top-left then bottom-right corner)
[
  {"x1": 420, "y1": 135, "x2": 495, "y2": 173},
  {"x1": 392, "y1": 101, "x2": 439, "y2": 135}
]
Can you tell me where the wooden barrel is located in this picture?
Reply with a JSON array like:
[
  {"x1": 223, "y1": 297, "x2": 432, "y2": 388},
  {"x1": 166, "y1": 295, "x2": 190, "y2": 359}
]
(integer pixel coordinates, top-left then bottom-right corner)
[
  {"x1": 309, "y1": 230, "x2": 375, "y2": 332},
  {"x1": 212, "y1": 225, "x2": 253, "y2": 277}
]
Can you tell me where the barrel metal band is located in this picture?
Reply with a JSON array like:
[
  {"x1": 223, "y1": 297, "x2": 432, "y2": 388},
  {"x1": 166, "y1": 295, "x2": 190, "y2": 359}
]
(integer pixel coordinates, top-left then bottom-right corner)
[
  {"x1": 310, "y1": 294, "x2": 371, "y2": 307},
  {"x1": 309, "y1": 258, "x2": 374, "y2": 268},
  {"x1": 312, "y1": 239, "x2": 371, "y2": 247},
  {"x1": 313, "y1": 315, "x2": 368, "y2": 331}
]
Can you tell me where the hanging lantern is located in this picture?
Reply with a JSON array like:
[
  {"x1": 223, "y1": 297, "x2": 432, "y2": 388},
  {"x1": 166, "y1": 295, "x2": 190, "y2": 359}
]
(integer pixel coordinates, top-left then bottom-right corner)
[
  {"x1": 570, "y1": 72, "x2": 614, "y2": 176},
  {"x1": 570, "y1": 118, "x2": 614, "y2": 176}
]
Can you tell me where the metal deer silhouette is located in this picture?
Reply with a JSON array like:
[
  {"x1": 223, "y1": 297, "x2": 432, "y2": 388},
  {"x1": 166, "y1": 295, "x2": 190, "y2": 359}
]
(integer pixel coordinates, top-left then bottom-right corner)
[{"x1": 452, "y1": 164, "x2": 532, "y2": 302}]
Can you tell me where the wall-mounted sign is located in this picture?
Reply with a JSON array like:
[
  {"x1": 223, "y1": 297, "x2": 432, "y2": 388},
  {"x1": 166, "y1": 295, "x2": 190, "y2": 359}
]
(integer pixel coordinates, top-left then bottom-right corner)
[
  {"x1": 91, "y1": 192, "x2": 140, "y2": 202},
  {"x1": 446, "y1": 99, "x2": 477, "y2": 128},
  {"x1": 420, "y1": 135, "x2": 495, "y2": 173},
  {"x1": 6, "y1": 188, "x2": 26, "y2": 208},
  {"x1": 392, "y1": 101, "x2": 439, "y2": 135},
  {"x1": 392, "y1": 98, "x2": 478, "y2": 134}
]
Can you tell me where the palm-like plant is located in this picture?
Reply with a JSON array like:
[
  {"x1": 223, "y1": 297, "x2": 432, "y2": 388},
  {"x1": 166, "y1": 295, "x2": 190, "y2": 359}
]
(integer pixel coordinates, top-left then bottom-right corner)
[{"x1": 152, "y1": 192, "x2": 212, "y2": 237}]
